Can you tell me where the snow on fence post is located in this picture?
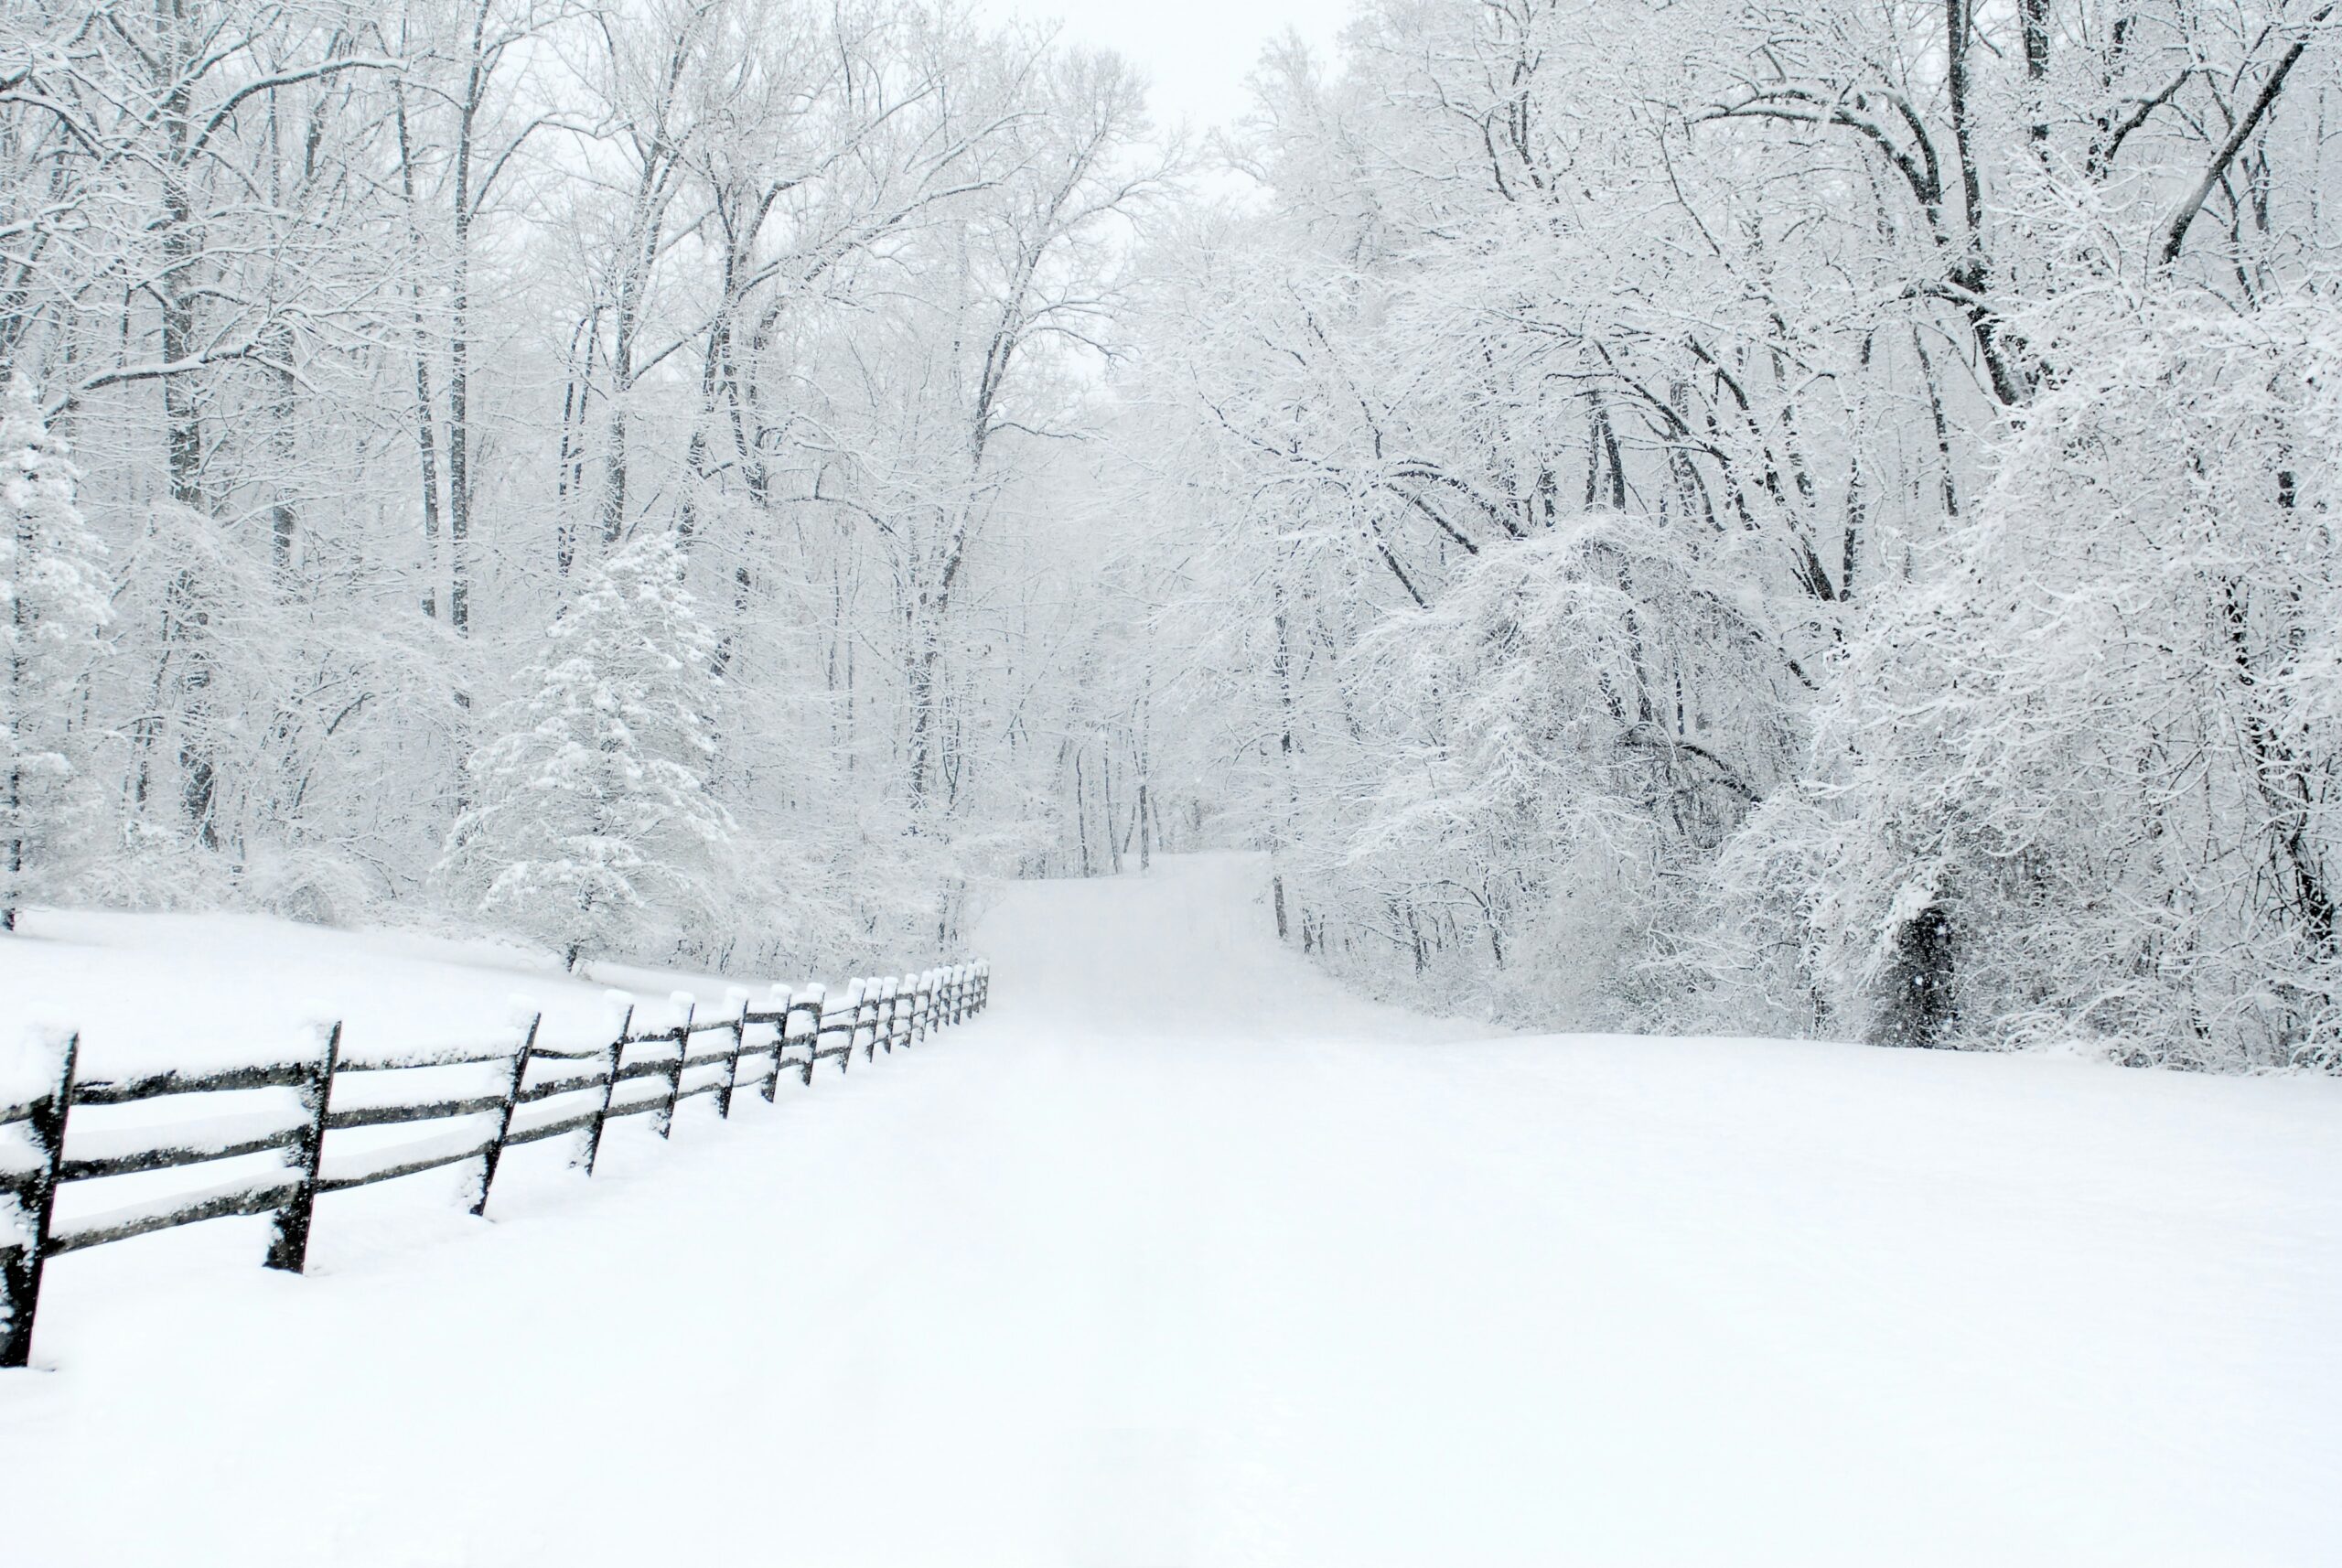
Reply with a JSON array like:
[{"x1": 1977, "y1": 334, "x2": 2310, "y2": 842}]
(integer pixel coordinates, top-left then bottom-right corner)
[
  {"x1": 855, "y1": 981, "x2": 879, "y2": 1064},
  {"x1": 718, "y1": 987, "x2": 752, "y2": 1120},
  {"x1": 836, "y1": 982, "x2": 855, "y2": 1066},
  {"x1": 578, "y1": 998, "x2": 633, "y2": 1176},
  {"x1": 760, "y1": 984, "x2": 790, "y2": 1101},
  {"x1": 1, "y1": 1031, "x2": 78, "y2": 1369},
  {"x1": 656, "y1": 993, "x2": 695, "y2": 1139},
  {"x1": 794, "y1": 986, "x2": 826, "y2": 1086},
  {"x1": 890, "y1": 979, "x2": 912, "y2": 1053},
  {"x1": 470, "y1": 1010, "x2": 540, "y2": 1218},
  {"x1": 830, "y1": 982, "x2": 857, "y2": 1075},
  {"x1": 264, "y1": 1022, "x2": 342, "y2": 1274}
]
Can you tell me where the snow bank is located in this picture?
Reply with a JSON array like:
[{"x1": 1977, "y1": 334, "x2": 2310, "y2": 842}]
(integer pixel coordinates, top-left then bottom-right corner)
[
  {"x1": 0, "y1": 855, "x2": 2334, "y2": 1565},
  {"x1": 0, "y1": 907, "x2": 803, "y2": 1079}
]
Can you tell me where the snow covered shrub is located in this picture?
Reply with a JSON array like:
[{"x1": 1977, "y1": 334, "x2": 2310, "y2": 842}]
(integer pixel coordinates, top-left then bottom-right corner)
[
  {"x1": 90, "y1": 499, "x2": 426, "y2": 916},
  {"x1": 1350, "y1": 511, "x2": 1803, "y2": 1024},
  {"x1": 1723, "y1": 288, "x2": 2342, "y2": 1069},
  {"x1": 0, "y1": 377, "x2": 109, "y2": 927},
  {"x1": 236, "y1": 842, "x2": 388, "y2": 928},
  {"x1": 437, "y1": 530, "x2": 736, "y2": 970}
]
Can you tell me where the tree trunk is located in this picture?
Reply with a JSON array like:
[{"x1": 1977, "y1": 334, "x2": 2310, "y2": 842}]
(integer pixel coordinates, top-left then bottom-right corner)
[
  {"x1": 392, "y1": 79, "x2": 445, "y2": 618},
  {"x1": 446, "y1": 2, "x2": 486, "y2": 635}
]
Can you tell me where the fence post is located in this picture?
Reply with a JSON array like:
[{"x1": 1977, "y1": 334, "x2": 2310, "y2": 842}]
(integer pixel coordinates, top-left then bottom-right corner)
[
  {"x1": 265, "y1": 1021, "x2": 341, "y2": 1274},
  {"x1": 470, "y1": 1012, "x2": 540, "y2": 1219},
  {"x1": 891, "y1": 978, "x2": 911, "y2": 1053},
  {"x1": 859, "y1": 982, "x2": 882, "y2": 1063},
  {"x1": 656, "y1": 993, "x2": 695, "y2": 1139},
  {"x1": 829, "y1": 983, "x2": 855, "y2": 1076},
  {"x1": 795, "y1": 987, "x2": 824, "y2": 1086},
  {"x1": 1, "y1": 1031, "x2": 77, "y2": 1369},
  {"x1": 578, "y1": 1000, "x2": 633, "y2": 1176},
  {"x1": 761, "y1": 984, "x2": 790, "y2": 1102},
  {"x1": 718, "y1": 987, "x2": 750, "y2": 1120}
]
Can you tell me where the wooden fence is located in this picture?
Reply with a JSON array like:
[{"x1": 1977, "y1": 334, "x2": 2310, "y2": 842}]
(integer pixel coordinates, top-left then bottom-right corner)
[{"x1": 0, "y1": 960, "x2": 990, "y2": 1369}]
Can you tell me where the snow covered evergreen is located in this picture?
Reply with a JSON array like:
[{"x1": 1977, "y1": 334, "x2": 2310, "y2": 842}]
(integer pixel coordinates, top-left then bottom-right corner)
[
  {"x1": 438, "y1": 531, "x2": 734, "y2": 970},
  {"x1": 1, "y1": 377, "x2": 109, "y2": 929}
]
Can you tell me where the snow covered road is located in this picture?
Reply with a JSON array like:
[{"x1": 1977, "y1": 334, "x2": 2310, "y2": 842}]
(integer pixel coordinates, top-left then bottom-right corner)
[{"x1": 5, "y1": 854, "x2": 2339, "y2": 1564}]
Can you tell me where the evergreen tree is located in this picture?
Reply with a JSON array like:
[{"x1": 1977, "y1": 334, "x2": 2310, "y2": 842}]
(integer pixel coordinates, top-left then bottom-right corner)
[
  {"x1": 2, "y1": 377, "x2": 110, "y2": 930},
  {"x1": 438, "y1": 530, "x2": 735, "y2": 969}
]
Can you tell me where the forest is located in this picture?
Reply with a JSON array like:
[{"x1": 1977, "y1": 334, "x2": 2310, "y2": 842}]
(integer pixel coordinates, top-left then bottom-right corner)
[{"x1": 4, "y1": 0, "x2": 2337, "y2": 1073}]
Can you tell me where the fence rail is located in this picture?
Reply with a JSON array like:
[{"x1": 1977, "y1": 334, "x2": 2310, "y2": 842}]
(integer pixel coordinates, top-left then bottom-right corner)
[{"x1": 0, "y1": 959, "x2": 989, "y2": 1368}]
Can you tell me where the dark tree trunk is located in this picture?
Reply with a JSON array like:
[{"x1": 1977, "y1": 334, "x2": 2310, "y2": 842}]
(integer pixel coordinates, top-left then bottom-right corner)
[{"x1": 1874, "y1": 904, "x2": 1957, "y2": 1047}]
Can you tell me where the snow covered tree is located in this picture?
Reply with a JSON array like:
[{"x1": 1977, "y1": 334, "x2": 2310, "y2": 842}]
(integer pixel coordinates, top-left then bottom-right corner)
[
  {"x1": 3, "y1": 0, "x2": 2338, "y2": 1074},
  {"x1": 438, "y1": 530, "x2": 735, "y2": 969},
  {"x1": 1, "y1": 378, "x2": 110, "y2": 930},
  {"x1": 1717, "y1": 288, "x2": 2342, "y2": 1069}
]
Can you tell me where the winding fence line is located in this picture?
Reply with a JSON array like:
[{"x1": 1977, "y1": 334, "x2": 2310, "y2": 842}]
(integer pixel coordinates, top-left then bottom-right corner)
[{"x1": 0, "y1": 960, "x2": 990, "y2": 1368}]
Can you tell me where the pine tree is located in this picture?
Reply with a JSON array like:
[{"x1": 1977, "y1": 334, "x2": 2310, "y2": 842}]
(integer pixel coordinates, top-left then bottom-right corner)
[
  {"x1": 437, "y1": 530, "x2": 735, "y2": 969},
  {"x1": 2, "y1": 376, "x2": 110, "y2": 930}
]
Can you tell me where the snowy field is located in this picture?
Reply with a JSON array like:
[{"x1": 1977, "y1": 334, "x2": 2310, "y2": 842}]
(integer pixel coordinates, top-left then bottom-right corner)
[{"x1": 3, "y1": 853, "x2": 2338, "y2": 1565}]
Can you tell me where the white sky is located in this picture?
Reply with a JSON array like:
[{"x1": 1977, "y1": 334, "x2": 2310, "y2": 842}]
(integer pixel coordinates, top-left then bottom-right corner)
[{"x1": 980, "y1": 0, "x2": 1354, "y2": 130}]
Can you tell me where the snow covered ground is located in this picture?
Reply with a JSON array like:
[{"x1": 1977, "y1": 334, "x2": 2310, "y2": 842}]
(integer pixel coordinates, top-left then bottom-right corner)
[
  {"x1": 0, "y1": 905, "x2": 779, "y2": 1080},
  {"x1": 3, "y1": 853, "x2": 2338, "y2": 1565}
]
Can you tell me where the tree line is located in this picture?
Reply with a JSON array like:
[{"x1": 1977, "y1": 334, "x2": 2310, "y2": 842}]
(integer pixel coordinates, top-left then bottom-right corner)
[
  {"x1": 7, "y1": 0, "x2": 2339, "y2": 1071},
  {"x1": 1127, "y1": 0, "x2": 2342, "y2": 1071},
  {"x1": 1, "y1": 0, "x2": 1178, "y2": 973}
]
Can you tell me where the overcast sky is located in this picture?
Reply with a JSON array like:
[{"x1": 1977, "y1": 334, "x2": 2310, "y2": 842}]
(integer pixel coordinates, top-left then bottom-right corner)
[{"x1": 980, "y1": 0, "x2": 1354, "y2": 129}]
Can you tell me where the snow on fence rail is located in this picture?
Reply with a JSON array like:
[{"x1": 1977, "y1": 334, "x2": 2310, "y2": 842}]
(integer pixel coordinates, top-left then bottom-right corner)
[{"x1": 0, "y1": 960, "x2": 990, "y2": 1368}]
